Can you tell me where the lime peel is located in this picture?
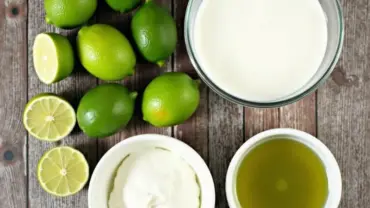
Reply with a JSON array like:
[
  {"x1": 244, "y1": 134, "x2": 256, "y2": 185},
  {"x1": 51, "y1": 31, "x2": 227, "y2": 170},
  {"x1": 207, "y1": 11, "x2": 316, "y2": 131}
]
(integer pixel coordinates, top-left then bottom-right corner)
[
  {"x1": 130, "y1": 92, "x2": 138, "y2": 99},
  {"x1": 33, "y1": 33, "x2": 74, "y2": 84},
  {"x1": 23, "y1": 94, "x2": 76, "y2": 142},
  {"x1": 156, "y1": 60, "x2": 166, "y2": 67},
  {"x1": 37, "y1": 146, "x2": 89, "y2": 197},
  {"x1": 77, "y1": 24, "x2": 136, "y2": 81}
]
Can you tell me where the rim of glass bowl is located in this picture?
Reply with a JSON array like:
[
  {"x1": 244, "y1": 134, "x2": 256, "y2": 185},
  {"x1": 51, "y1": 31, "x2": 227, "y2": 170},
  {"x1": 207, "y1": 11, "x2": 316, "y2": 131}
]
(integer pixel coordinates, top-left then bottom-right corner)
[{"x1": 184, "y1": 0, "x2": 344, "y2": 108}]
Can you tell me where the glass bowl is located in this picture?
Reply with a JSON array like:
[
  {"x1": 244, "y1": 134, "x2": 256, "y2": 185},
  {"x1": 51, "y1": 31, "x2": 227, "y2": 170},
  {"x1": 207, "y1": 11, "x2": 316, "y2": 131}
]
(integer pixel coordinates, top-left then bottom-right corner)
[{"x1": 184, "y1": 0, "x2": 344, "y2": 108}]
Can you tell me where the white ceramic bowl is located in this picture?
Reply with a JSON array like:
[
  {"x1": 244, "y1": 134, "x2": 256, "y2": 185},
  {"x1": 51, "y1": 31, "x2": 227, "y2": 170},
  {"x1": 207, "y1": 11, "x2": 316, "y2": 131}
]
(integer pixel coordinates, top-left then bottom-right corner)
[
  {"x1": 226, "y1": 128, "x2": 342, "y2": 208},
  {"x1": 89, "y1": 134, "x2": 215, "y2": 208}
]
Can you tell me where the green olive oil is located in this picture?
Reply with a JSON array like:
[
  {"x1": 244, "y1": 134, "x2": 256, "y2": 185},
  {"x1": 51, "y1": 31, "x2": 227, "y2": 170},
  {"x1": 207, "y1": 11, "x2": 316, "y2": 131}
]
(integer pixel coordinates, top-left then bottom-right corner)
[{"x1": 236, "y1": 138, "x2": 328, "y2": 208}]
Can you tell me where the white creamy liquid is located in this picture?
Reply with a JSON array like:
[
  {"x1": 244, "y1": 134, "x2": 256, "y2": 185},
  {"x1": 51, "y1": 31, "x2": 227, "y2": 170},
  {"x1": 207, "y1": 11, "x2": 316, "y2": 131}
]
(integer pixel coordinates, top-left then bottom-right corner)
[
  {"x1": 108, "y1": 148, "x2": 200, "y2": 208},
  {"x1": 194, "y1": 0, "x2": 328, "y2": 101}
]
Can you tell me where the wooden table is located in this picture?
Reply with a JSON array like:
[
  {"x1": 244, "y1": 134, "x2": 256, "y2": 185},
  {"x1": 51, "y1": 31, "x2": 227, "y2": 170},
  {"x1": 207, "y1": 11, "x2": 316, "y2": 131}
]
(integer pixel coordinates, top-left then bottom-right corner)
[{"x1": 0, "y1": 0, "x2": 369, "y2": 207}]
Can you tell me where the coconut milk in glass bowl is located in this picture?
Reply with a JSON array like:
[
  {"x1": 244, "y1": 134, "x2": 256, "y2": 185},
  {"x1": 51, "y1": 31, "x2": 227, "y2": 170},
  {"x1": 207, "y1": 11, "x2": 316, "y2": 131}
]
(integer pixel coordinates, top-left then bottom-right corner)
[{"x1": 185, "y1": 0, "x2": 343, "y2": 107}]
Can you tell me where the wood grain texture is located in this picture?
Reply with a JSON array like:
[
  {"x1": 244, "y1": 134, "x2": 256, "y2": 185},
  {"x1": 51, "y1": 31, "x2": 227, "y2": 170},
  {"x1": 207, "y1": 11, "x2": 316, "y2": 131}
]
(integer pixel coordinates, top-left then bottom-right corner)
[
  {"x1": 245, "y1": 108, "x2": 280, "y2": 138},
  {"x1": 27, "y1": 1, "x2": 97, "y2": 207},
  {"x1": 96, "y1": 0, "x2": 173, "y2": 158},
  {"x1": 280, "y1": 94, "x2": 317, "y2": 136},
  {"x1": 0, "y1": 0, "x2": 28, "y2": 207},
  {"x1": 318, "y1": 0, "x2": 370, "y2": 207},
  {"x1": 0, "y1": 0, "x2": 368, "y2": 208},
  {"x1": 209, "y1": 94, "x2": 244, "y2": 208},
  {"x1": 174, "y1": 0, "x2": 209, "y2": 161},
  {"x1": 245, "y1": 93, "x2": 316, "y2": 139}
]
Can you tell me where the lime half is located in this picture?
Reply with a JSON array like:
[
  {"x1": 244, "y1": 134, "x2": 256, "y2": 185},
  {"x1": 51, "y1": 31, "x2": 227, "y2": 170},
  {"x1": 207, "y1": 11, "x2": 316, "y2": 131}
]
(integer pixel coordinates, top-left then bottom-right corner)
[
  {"x1": 37, "y1": 146, "x2": 89, "y2": 197},
  {"x1": 23, "y1": 94, "x2": 76, "y2": 141},
  {"x1": 33, "y1": 33, "x2": 74, "y2": 84}
]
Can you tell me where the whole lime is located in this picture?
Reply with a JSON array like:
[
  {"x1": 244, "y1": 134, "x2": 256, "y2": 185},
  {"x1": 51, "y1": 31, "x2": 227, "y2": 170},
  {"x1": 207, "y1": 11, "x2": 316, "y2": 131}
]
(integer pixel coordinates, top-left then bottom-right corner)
[
  {"x1": 131, "y1": 1, "x2": 177, "y2": 66},
  {"x1": 77, "y1": 84, "x2": 137, "y2": 138},
  {"x1": 142, "y1": 72, "x2": 200, "y2": 127},
  {"x1": 77, "y1": 24, "x2": 136, "y2": 81},
  {"x1": 106, "y1": 0, "x2": 140, "y2": 13},
  {"x1": 44, "y1": 0, "x2": 97, "y2": 28}
]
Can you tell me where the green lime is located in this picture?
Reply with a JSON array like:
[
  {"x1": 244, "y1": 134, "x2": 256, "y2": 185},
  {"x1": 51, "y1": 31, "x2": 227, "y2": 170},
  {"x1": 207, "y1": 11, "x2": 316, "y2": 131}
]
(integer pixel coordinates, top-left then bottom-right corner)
[
  {"x1": 33, "y1": 33, "x2": 74, "y2": 84},
  {"x1": 77, "y1": 24, "x2": 136, "y2": 81},
  {"x1": 142, "y1": 72, "x2": 200, "y2": 127},
  {"x1": 77, "y1": 83, "x2": 137, "y2": 138},
  {"x1": 23, "y1": 94, "x2": 76, "y2": 142},
  {"x1": 37, "y1": 146, "x2": 89, "y2": 197},
  {"x1": 131, "y1": 1, "x2": 177, "y2": 66},
  {"x1": 44, "y1": 0, "x2": 97, "y2": 28},
  {"x1": 106, "y1": 0, "x2": 140, "y2": 12}
]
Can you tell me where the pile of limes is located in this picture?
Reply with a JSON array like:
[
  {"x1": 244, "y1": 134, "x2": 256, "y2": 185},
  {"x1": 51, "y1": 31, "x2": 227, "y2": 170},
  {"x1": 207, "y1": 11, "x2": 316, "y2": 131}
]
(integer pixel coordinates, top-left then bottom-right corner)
[{"x1": 23, "y1": 0, "x2": 201, "y2": 197}]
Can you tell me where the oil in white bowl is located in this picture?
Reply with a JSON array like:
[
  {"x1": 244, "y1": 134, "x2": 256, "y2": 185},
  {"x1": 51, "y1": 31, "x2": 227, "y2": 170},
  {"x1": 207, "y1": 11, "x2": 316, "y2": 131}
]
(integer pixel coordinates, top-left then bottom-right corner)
[{"x1": 236, "y1": 138, "x2": 328, "y2": 208}]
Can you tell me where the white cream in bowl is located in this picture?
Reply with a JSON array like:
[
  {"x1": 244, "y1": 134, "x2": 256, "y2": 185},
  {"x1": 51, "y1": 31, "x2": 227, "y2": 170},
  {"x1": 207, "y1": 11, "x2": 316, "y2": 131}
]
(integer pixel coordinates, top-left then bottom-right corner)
[
  {"x1": 88, "y1": 134, "x2": 215, "y2": 208},
  {"x1": 108, "y1": 148, "x2": 200, "y2": 208}
]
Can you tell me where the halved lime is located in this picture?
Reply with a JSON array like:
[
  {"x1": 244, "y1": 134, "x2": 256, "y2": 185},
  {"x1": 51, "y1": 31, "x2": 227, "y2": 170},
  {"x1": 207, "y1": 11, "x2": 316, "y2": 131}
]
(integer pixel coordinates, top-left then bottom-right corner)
[
  {"x1": 33, "y1": 33, "x2": 74, "y2": 84},
  {"x1": 23, "y1": 94, "x2": 76, "y2": 141},
  {"x1": 37, "y1": 146, "x2": 89, "y2": 197}
]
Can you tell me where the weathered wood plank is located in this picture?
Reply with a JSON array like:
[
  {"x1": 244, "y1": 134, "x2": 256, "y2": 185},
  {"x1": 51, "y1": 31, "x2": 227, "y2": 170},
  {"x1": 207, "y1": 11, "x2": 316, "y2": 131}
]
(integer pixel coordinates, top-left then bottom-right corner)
[
  {"x1": 174, "y1": 0, "x2": 208, "y2": 161},
  {"x1": 27, "y1": 1, "x2": 98, "y2": 207},
  {"x1": 245, "y1": 94, "x2": 316, "y2": 139},
  {"x1": 0, "y1": 0, "x2": 28, "y2": 207},
  {"x1": 245, "y1": 108, "x2": 280, "y2": 138},
  {"x1": 209, "y1": 95, "x2": 244, "y2": 208},
  {"x1": 280, "y1": 94, "x2": 317, "y2": 136},
  {"x1": 318, "y1": 0, "x2": 370, "y2": 207},
  {"x1": 96, "y1": 0, "x2": 173, "y2": 157}
]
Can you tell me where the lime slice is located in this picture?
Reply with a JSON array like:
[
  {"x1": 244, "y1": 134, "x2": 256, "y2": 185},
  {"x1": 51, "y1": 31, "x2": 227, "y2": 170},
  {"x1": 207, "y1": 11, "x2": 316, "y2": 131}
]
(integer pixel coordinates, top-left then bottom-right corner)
[
  {"x1": 33, "y1": 33, "x2": 74, "y2": 84},
  {"x1": 37, "y1": 146, "x2": 89, "y2": 197},
  {"x1": 23, "y1": 94, "x2": 76, "y2": 141}
]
